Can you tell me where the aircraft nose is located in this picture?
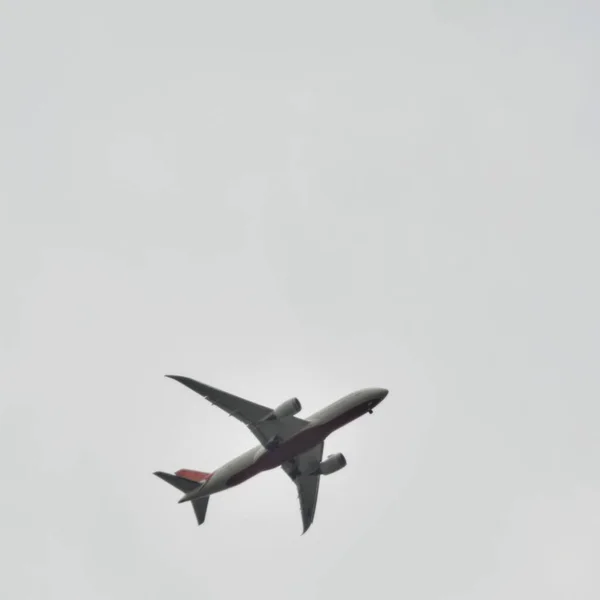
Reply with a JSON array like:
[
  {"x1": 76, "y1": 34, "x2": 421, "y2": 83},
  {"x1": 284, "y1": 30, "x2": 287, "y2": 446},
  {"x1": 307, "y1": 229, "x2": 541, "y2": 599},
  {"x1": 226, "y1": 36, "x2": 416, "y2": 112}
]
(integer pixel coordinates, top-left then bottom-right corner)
[
  {"x1": 369, "y1": 387, "x2": 388, "y2": 404},
  {"x1": 377, "y1": 388, "x2": 389, "y2": 401}
]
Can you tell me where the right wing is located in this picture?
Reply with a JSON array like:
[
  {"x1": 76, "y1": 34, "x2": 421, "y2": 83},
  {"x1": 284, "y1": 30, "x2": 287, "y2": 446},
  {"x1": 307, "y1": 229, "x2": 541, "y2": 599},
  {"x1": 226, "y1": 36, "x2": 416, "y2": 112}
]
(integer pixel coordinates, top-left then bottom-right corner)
[
  {"x1": 281, "y1": 442, "x2": 324, "y2": 535},
  {"x1": 165, "y1": 375, "x2": 308, "y2": 446}
]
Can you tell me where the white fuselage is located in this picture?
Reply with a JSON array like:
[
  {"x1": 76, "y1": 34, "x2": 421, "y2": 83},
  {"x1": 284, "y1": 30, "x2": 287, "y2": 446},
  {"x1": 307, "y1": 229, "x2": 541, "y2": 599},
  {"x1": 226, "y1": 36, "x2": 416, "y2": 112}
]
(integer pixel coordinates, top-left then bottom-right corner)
[{"x1": 181, "y1": 387, "x2": 388, "y2": 502}]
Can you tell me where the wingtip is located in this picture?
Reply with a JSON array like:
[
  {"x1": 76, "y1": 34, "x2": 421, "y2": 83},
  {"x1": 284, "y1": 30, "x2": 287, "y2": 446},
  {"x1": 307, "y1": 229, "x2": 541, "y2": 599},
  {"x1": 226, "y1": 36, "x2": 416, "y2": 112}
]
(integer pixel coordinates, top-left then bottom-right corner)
[
  {"x1": 165, "y1": 374, "x2": 187, "y2": 383},
  {"x1": 153, "y1": 471, "x2": 167, "y2": 483}
]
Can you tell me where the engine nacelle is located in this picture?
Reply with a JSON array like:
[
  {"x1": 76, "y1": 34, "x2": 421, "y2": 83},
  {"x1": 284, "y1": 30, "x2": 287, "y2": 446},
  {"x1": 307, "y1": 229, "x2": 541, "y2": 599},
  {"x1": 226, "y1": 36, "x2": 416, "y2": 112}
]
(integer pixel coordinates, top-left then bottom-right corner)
[
  {"x1": 270, "y1": 397, "x2": 302, "y2": 420},
  {"x1": 315, "y1": 453, "x2": 347, "y2": 476}
]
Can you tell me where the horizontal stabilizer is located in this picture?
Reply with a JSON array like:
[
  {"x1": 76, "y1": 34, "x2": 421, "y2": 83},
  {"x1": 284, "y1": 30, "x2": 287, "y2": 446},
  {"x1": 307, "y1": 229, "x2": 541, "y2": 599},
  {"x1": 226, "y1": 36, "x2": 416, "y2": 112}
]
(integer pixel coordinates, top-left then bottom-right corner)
[
  {"x1": 154, "y1": 471, "x2": 211, "y2": 527},
  {"x1": 192, "y1": 496, "x2": 210, "y2": 525},
  {"x1": 154, "y1": 471, "x2": 202, "y2": 493}
]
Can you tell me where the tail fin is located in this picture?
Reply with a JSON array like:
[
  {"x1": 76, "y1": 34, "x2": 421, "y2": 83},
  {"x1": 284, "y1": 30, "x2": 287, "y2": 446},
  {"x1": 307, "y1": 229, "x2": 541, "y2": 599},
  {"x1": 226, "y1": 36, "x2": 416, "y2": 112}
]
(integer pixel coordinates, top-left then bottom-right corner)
[
  {"x1": 175, "y1": 469, "x2": 212, "y2": 483},
  {"x1": 154, "y1": 470, "x2": 211, "y2": 526}
]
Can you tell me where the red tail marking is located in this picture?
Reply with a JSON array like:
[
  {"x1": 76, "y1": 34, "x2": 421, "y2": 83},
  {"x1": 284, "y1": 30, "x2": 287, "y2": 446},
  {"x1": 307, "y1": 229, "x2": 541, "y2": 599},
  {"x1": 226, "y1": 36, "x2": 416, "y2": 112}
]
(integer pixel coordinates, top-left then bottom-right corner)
[{"x1": 176, "y1": 469, "x2": 212, "y2": 482}]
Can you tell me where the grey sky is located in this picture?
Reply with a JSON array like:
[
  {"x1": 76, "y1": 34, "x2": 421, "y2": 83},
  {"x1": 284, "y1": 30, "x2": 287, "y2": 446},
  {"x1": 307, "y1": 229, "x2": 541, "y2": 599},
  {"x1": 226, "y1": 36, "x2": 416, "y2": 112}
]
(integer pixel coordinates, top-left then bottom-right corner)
[{"x1": 1, "y1": 2, "x2": 599, "y2": 599}]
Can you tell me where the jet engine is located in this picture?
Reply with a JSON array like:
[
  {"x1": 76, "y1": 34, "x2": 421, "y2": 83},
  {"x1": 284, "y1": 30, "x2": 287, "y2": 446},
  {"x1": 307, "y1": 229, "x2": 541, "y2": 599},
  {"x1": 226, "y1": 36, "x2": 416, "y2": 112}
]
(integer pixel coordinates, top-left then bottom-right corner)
[
  {"x1": 315, "y1": 453, "x2": 347, "y2": 475},
  {"x1": 270, "y1": 397, "x2": 302, "y2": 420}
]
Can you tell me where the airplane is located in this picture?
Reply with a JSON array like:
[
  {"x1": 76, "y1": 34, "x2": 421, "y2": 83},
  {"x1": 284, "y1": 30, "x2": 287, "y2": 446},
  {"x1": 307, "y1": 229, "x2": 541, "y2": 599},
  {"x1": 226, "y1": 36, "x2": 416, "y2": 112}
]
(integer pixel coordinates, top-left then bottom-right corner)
[{"x1": 154, "y1": 375, "x2": 389, "y2": 534}]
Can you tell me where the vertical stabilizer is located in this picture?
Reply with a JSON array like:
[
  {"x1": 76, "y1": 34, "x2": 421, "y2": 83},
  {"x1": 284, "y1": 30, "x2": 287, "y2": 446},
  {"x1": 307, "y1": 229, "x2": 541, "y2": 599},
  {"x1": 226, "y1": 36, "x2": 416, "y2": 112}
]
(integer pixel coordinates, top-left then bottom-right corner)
[{"x1": 175, "y1": 469, "x2": 212, "y2": 483}]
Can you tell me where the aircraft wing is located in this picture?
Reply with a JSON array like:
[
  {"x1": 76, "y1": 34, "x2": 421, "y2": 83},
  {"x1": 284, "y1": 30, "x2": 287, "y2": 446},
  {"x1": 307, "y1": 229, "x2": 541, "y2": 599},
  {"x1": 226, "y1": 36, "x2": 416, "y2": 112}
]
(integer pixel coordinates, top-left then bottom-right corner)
[
  {"x1": 166, "y1": 375, "x2": 308, "y2": 446},
  {"x1": 281, "y1": 442, "x2": 324, "y2": 534}
]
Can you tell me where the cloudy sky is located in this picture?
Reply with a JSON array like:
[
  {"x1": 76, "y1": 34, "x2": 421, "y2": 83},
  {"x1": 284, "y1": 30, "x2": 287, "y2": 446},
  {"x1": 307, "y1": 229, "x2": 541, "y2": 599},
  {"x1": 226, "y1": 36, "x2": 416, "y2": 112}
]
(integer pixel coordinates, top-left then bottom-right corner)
[{"x1": 1, "y1": 2, "x2": 599, "y2": 598}]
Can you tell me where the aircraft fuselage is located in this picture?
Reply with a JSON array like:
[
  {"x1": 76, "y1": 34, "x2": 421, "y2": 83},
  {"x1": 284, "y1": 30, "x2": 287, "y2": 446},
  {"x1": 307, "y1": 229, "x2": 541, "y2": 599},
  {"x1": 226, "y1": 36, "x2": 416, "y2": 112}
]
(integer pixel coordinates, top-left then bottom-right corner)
[{"x1": 179, "y1": 387, "x2": 387, "y2": 503}]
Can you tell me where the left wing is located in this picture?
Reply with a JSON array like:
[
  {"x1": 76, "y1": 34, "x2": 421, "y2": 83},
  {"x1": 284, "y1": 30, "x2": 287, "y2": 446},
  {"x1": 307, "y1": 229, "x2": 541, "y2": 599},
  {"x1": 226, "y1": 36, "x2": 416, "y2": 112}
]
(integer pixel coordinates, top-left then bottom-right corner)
[
  {"x1": 281, "y1": 442, "x2": 324, "y2": 534},
  {"x1": 166, "y1": 375, "x2": 308, "y2": 446}
]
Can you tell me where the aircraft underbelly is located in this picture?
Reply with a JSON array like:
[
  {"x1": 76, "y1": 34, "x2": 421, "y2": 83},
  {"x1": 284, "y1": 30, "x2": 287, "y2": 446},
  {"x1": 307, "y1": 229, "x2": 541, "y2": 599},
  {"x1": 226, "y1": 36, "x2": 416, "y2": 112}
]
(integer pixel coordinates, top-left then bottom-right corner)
[
  {"x1": 224, "y1": 425, "x2": 324, "y2": 487},
  {"x1": 224, "y1": 403, "x2": 371, "y2": 488},
  {"x1": 264, "y1": 426, "x2": 323, "y2": 467}
]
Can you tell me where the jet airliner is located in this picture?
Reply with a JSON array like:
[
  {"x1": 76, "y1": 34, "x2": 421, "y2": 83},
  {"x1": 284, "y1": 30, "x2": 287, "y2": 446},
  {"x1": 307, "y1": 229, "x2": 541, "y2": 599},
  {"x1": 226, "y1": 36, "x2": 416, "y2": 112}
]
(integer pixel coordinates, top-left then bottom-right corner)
[{"x1": 154, "y1": 375, "x2": 388, "y2": 534}]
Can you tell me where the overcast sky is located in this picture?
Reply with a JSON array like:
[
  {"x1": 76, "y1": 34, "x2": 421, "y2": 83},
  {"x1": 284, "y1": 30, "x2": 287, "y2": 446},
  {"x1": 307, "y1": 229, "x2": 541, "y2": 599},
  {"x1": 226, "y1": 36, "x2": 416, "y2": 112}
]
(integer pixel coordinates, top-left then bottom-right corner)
[{"x1": 1, "y1": 2, "x2": 599, "y2": 599}]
